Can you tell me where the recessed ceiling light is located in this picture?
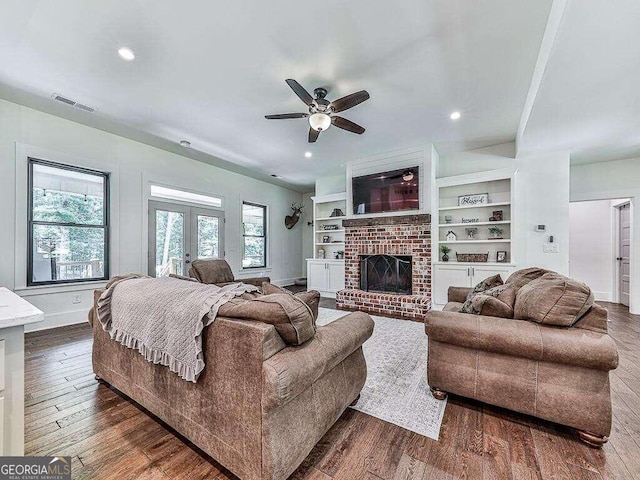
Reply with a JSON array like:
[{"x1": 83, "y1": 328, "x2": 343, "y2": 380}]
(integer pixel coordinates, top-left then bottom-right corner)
[
  {"x1": 304, "y1": 152, "x2": 312, "y2": 158},
  {"x1": 179, "y1": 140, "x2": 191, "y2": 147},
  {"x1": 450, "y1": 111, "x2": 461, "y2": 120},
  {"x1": 271, "y1": 174, "x2": 280, "y2": 178},
  {"x1": 117, "y1": 47, "x2": 136, "y2": 62}
]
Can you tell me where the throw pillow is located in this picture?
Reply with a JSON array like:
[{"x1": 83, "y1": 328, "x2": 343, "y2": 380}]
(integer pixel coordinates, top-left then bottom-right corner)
[
  {"x1": 471, "y1": 294, "x2": 514, "y2": 318},
  {"x1": 261, "y1": 282, "x2": 320, "y2": 322},
  {"x1": 471, "y1": 274, "x2": 504, "y2": 293},
  {"x1": 460, "y1": 280, "x2": 506, "y2": 314}
]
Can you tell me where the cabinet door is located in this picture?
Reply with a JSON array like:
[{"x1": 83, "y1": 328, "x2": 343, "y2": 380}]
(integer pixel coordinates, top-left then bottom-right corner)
[
  {"x1": 433, "y1": 264, "x2": 471, "y2": 304},
  {"x1": 471, "y1": 265, "x2": 514, "y2": 284},
  {"x1": 307, "y1": 262, "x2": 328, "y2": 291},
  {"x1": 327, "y1": 263, "x2": 345, "y2": 292}
]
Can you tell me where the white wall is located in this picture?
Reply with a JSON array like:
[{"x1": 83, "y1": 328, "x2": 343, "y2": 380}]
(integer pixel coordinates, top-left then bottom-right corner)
[
  {"x1": 436, "y1": 146, "x2": 571, "y2": 275},
  {"x1": 0, "y1": 98, "x2": 304, "y2": 331},
  {"x1": 571, "y1": 157, "x2": 640, "y2": 314},
  {"x1": 315, "y1": 174, "x2": 346, "y2": 196},
  {"x1": 569, "y1": 200, "x2": 615, "y2": 301}
]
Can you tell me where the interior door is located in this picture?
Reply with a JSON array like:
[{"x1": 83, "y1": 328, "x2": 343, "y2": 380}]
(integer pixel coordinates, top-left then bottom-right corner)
[
  {"x1": 149, "y1": 201, "x2": 225, "y2": 277},
  {"x1": 619, "y1": 203, "x2": 631, "y2": 306},
  {"x1": 149, "y1": 201, "x2": 189, "y2": 277}
]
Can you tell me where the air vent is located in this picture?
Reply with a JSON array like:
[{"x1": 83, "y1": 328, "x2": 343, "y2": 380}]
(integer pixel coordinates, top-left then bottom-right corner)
[{"x1": 51, "y1": 94, "x2": 96, "y2": 113}]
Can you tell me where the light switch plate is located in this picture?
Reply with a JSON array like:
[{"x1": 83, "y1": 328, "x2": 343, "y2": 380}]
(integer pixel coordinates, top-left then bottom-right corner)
[{"x1": 543, "y1": 243, "x2": 560, "y2": 253}]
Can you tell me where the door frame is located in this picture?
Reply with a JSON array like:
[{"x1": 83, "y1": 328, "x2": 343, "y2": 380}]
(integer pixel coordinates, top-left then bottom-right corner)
[{"x1": 148, "y1": 200, "x2": 225, "y2": 277}]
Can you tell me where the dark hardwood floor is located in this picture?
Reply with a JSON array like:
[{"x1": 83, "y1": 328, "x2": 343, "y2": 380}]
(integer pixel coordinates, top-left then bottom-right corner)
[{"x1": 24, "y1": 302, "x2": 640, "y2": 479}]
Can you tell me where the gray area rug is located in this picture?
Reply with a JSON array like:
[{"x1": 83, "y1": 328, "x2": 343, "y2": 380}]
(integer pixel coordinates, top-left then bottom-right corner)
[{"x1": 317, "y1": 308, "x2": 447, "y2": 440}]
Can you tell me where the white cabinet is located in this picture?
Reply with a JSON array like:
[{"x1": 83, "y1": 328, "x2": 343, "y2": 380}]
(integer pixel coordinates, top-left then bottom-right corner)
[
  {"x1": 433, "y1": 263, "x2": 516, "y2": 305},
  {"x1": 306, "y1": 260, "x2": 345, "y2": 298}
]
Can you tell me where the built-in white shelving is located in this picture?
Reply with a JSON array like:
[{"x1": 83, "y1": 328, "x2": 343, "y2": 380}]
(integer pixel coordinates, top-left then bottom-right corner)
[{"x1": 435, "y1": 169, "x2": 515, "y2": 264}]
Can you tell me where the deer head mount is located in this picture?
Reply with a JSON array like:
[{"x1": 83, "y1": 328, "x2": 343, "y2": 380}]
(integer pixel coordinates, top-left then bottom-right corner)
[{"x1": 285, "y1": 202, "x2": 304, "y2": 229}]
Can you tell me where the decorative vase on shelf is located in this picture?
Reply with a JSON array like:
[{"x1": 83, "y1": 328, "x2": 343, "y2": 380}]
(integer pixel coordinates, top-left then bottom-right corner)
[{"x1": 442, "y1": 253, "x2": 449, "y2": 262}]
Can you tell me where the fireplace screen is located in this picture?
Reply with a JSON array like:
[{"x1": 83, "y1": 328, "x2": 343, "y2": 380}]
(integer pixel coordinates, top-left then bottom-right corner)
[{"x1": 360, "y1": 255, "x2": 412, "y2": 295}]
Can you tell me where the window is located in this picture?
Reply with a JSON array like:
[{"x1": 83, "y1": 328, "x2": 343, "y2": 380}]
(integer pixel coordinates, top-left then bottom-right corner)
[
  {"x1": 28, "y1": 158, "x2": 109, "y2": 285},
  {"x1": 242, "y1": 202, "x2": 267, "y2": 268}
]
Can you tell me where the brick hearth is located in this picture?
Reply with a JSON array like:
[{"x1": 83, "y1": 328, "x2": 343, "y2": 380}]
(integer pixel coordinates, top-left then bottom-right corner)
[{"x1": 336, "y1": 214, "x2": 432, "y2": 321}]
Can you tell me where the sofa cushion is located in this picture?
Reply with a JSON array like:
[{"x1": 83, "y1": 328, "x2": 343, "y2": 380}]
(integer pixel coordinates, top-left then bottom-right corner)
[
  {"x1": 514, "y1": 272, "x2": 595, "y2": 326},
  {"x1": 506, "y1": 267, "x2": 551, "y2": 291},
  {"x1": 218, "y1": 293, "x2": 315, "y2": 345},
  {"x1": 472, "y1": 294, "x2": 514, "y2": 318}
]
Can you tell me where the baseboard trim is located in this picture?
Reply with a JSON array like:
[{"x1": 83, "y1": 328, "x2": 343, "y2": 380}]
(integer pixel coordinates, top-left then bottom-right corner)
[
  {"x1": 593, "y1": 291, "x2": 612, "y2": 302},
  {"x1": 25, "y1": 309, "x2": 88, "y2": 333}
]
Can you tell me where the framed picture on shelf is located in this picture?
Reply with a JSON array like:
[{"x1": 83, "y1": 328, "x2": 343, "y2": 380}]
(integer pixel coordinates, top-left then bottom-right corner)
[
  {"x1": 496, "y1": 251, "x2": 507, "y2": 263},
  {"x1": 322, "y1": 235, "x2": 330, "y2": 243},
  {"x1": 465, "y1": 228, "x2": 478, "y2": 240},
  {"x1": 458, "y1": 193, "x2": 489, "y2": 207}
]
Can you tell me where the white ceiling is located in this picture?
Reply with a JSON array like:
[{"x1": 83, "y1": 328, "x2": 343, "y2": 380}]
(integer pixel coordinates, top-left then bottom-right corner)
[
  {"x1": 518, "y1": 0, "x2": 640, "y2": 165},
  {"x1": 0, "y1": 0, "x2": 561, "y2": 188}
]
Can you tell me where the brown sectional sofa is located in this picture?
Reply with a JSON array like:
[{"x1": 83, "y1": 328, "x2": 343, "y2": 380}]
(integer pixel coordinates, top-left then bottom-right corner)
[
  {"x1": 425, "y1": 268, "x2": 619, "y2": 447},
  {"x1": 89, "y1": 286, "x2": 374, "y2": 480}
]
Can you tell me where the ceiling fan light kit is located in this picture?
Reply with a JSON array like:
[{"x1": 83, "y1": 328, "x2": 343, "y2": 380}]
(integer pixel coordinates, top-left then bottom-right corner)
[
  {"x1": 265, "y1": 79, "x2": 370, "y2": 143},
  {"x1": 309, "y1": 113, "x2": 331, "y2": 132}
]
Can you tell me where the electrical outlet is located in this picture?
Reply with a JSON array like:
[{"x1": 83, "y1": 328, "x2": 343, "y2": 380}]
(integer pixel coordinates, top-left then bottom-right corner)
[
  {"x1": 543, "y1": 243, "x2": 560, "y2": 254},
  {"x1": 72, "y1": 294, "x2": 82, "y2": 304}
]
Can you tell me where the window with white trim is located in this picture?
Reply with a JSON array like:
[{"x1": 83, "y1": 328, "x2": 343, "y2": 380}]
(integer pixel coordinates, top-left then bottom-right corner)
[{"x1": 28, "y1": 158, "x2": 109, "y2": 285}]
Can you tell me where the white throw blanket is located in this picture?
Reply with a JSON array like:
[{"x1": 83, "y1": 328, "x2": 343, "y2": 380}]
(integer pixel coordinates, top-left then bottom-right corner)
[{"x1": 97, "y1": 276, "x2": 257, "y2": 382}]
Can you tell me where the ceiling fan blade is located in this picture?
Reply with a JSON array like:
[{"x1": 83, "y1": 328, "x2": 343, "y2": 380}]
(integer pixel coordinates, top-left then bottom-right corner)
[
  {"x1": 265, "y1": 113, "x2": 308, "y2": 119},
  {"x1": 285, "y1": 79, "x2": 314, "y2": 106},
  {"x1": 330, "y1": 90, "x2": 370, "y2": 113},
  {"x1": 331, "y1": 116, "x2": 365, "y2": 134},
  {"x1": 308, "y1": 128, "x2": 320, "y2": 143}
]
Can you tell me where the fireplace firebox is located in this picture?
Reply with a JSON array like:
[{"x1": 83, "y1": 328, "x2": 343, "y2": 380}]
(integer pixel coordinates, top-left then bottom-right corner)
[{"x1": 360, "y1": 254, "x2": 412, "y2": 295}]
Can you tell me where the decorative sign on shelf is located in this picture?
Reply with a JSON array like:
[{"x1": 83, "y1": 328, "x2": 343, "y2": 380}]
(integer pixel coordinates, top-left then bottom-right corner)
[
  {"x1": 458, "y1": 193, "x2": 489, "y2": 207},
  {"x1": 321, "y1": 224, "x2": 340, "y2": 230},
  {"x1": 461, "y1": 218, "x2": 480, "y2": 223}
]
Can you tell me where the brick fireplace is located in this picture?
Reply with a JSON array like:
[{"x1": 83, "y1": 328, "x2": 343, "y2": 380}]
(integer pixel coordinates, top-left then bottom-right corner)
[{"x1": 336, "y1": 214, "x2": 432, "y2": 321}]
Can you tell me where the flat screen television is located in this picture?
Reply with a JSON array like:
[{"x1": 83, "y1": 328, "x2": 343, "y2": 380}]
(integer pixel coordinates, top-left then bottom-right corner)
[{"x1": 352, "y1": 166, "x2": 420, "y2": 215}]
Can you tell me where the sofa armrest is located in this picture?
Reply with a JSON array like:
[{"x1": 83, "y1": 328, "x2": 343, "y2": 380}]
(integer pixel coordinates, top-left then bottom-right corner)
[
  {"x1": 448, "y1": 286, "x2": 472, "y2": 303},
  {"x1": 425, "y1": 310, "x2": 618, "y2": 371},
  {"x1": 262, "y1": 311, "x2": 374, "y2": 410}
]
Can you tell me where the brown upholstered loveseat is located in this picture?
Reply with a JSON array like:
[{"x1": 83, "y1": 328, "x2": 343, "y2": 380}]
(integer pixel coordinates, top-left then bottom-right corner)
[
  {"x1": 425, "y1": 268, "x2": 619, "y2": 447},
  {"x1": 89, "y1": 286, "x2": 373, "y2": 479}
]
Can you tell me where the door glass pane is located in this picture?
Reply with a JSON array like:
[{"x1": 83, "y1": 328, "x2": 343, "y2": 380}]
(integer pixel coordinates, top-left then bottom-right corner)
[
  {"x1": 243, "y1": 237, "x2": 265, "y2": 268},
  {"x1": 32, "y1": 225, "x2": 105, "y2": 283},
  {"x1": 197, "y1": 215, "x2": 219, "y2": 259},
  {"x1": 155, "y1": 210, "x2": 184, "y2": 276}
]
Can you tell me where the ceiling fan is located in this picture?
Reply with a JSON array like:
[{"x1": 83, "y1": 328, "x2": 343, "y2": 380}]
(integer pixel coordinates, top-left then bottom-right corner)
[{"x1": 265, "y1": 79, "x2": 370, "y2": 143}]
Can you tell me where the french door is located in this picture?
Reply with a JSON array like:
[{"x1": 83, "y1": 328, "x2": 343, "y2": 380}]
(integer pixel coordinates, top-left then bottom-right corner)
[{"x1": 148, "y1": 201, "x2": 224, "y2": 277}]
